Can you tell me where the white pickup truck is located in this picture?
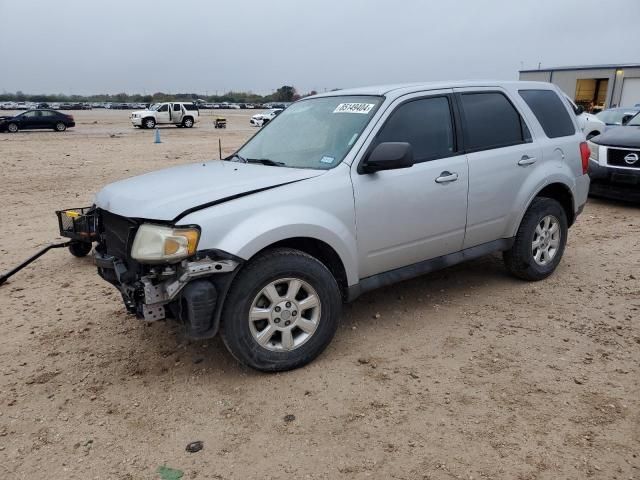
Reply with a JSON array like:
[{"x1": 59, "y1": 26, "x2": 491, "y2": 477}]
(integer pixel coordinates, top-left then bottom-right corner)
[{"x1": 130, "y1": 102, "x2": 199, "y2": 129}]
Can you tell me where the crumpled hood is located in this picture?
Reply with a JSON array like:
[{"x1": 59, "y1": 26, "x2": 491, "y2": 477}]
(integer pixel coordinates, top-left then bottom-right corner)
[{"x1": 94, "y1": 160, "x2": 324, "y2": 221}]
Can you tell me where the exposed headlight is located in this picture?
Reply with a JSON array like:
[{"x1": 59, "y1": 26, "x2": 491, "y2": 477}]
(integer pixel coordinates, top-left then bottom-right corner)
[
  {"x1": 587, "y1": 140, "x2": 599, "y2": 161},
  {"x1": 131, "y1": 224, "x2": 200, "y2": 263}
]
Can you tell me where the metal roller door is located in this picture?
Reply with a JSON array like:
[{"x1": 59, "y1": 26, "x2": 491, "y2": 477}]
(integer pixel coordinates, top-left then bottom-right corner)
[{"x1": 620, "y1": 78, "x2": 640, "y2": 107}]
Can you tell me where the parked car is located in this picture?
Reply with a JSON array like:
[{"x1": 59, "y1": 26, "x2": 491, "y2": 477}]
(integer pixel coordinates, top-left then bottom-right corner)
[
  {"x1": 563, "y1": 95, "x2": 605, "y2": 139},
  {"x1": 250, "y1": 108, "x2": 283, "y2": 126},
  {"x1": 587, "y1": 111, "x2": 640, "y2": 201},
  {"x1": 596, "y1": 107, "x2": 640, "y2": 127},
  {"x1": 130, "y1": 102, "x2": 199, "y2": 129},
  {"x1": 0, "y1": 109, "x2": 75, "y2": 132},
  {"x1": 76, "y1": 81, "x2": 588, "y2": 371}
]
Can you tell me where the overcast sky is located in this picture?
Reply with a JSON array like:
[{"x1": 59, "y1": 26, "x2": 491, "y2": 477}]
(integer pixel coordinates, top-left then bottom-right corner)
[{"x1": 1, "y1": 0, "x2": 639, "y2": 95}]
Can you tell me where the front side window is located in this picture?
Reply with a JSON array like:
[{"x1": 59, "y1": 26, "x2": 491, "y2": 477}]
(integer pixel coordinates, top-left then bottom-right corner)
[
  {"x1": 519, "y1": 89, "x2": 575, "y2": 138},
  {"x1": 460, "y1": 92, "x2": 531, "y2": 152},
  {"x1": 237, "y1": 95, "x2": 383, "y2": 170},
  {"x1": 157, "y1": 104, "x2": 168, "y2": 112},
  {"x1": 372, "y1": 96, "x2": 455, "y2": 163}
]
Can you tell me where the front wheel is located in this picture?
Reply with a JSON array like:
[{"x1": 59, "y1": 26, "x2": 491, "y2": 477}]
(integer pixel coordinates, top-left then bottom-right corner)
[
  {"x1": 221, "y1": 248, "x2": 341, "y2": 371},
  {"x1": 503, "y1": 197, "x2": 568, "y2": 281},
  {"x1": 7, "y1": 122, "x2": 19, "y2": 133},
  {"x1": 182, "y1": 117, "x2": 194, "y2": 128},
  {"x1": 54, "y1": 122, "x2": 67, "y2": 132},
  {"x1": 143, "y1": 117, "x2": 156, "y2": 129}
]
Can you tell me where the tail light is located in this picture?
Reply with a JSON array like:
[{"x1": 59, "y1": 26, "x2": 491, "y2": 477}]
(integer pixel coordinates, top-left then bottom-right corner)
[{"x1": 579, "y1": 142, "x2": 589, "y2": 175}]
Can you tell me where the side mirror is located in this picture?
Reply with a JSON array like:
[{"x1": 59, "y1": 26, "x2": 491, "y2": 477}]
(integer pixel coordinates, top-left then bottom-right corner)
[
  {"x1": 622, "y1": 114, "x2": 633, "y2": 125},
  {"x1": 575, "y1": 105, "x2": 584, "y2": 115},
  {"x1": 360, "y1": 142, "x2": 414, "y2": 174}
]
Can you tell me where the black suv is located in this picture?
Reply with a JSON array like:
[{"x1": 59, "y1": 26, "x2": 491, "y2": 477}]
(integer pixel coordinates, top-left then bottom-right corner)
[{"x1": 588, "y1": 111, "x2": 640, "y2": 201}]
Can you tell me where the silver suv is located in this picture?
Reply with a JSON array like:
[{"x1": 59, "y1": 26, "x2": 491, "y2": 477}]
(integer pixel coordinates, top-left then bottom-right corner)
[{"x1": 87, "y1": 81, "x2": 590, "y2": 371}]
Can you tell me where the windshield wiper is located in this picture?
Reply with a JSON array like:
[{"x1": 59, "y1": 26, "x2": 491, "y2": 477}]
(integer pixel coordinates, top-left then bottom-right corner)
[
  {"x1": 226, "y1": 153, "x2": 248, "y2": 163},
  {"x1": 246, "y1": 158, "x2": 286, "y2": 167}
]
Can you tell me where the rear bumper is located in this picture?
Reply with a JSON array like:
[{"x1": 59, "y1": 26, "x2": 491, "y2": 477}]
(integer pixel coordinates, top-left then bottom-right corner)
[{"x1": 588, "y1": 160, "x2": 640, "y2": 202}]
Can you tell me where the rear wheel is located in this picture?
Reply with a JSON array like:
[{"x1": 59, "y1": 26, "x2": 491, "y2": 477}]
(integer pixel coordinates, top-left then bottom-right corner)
[
  {"x1": 503, "y1": 197, "x2": 568, "y2": 281},
  {"x1": 69, "y1": 241, "x2": 92, "y2": 258},
  {"x1": 143, "y1": 117, "x2": 156, "y2": 129},
  {"x1": 182, "y1": 117, "x2": 194, "y2": 128},
  {"x1": 54, "y1": 122, "x2": 66, "y2": 132},
  {"x1": 7, "y1": 122, "x2": 18, "y2": 133},
  {"x1": 221, "y1": 248, "x2": 341, "y2": 371}
]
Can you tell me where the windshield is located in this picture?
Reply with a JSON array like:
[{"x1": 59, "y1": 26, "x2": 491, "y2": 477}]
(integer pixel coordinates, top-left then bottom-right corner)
[
  {"x1": 237, "y1": 96, "x2": 383, "y2": 170},
  {"x1": 149, "y1": 103, "x2": 161, "y2": 111},
  {"x1": 596, "y1": 109, "x2": 639, "y2": 125},
  {"x1": 626, "y1": 112, "x2": 640, "y2": 126}
]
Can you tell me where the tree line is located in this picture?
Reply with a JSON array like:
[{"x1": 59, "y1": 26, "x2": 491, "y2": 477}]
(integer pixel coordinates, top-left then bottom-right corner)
[{"x1": 0, "y1": 85, "x2": 320, "y2": 104}]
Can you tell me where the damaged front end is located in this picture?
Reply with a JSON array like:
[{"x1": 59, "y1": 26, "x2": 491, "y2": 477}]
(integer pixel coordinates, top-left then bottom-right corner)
[{"x1": 93, "y1": 209, "x2": 241, "y2": 338}]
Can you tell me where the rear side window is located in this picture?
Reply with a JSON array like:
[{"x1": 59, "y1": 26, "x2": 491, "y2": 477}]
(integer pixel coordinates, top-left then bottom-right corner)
[
  {"x1": 184, "y1": 104, "x2": 198, "y2": 111},
  {"x1": 459, "y1": 92, "x2": 531, "y2": 152},
  {"x1": 374, "y1": 96, "x2": 455, "y2": 163},
  {"x1": 519, "y1": 89, "x2": 576, "y2": 138},
  {"x1": 173, "y1": 103, "x2": 181, "y2": 111}
]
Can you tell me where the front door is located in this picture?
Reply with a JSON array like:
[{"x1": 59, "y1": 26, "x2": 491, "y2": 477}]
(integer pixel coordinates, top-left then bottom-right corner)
[
  {"x1": 155, "y1": 104, "x2": 170, "y2": 124},
  {"x1": 453, "y1": 88, "x2": 542, "y2": 248},
  {"x1": 351, "y1": 92, "x2": 469, "y2": 279}
]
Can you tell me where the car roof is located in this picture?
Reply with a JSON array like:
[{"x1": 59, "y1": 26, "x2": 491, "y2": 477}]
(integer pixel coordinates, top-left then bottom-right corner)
[{"x1": 311, "y1": 80, "x2": 559, "y2": 100}]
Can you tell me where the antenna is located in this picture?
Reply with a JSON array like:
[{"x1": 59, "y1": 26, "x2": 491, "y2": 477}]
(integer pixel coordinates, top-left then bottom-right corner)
[{"x1": 218, "y1": 138, "x2": 222, "y2": 160}]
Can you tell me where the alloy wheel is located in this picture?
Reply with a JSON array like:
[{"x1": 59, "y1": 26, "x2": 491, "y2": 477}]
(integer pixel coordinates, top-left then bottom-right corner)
[
  {"x1": 532, "y1": 215, "x2": 561, "y2": 266},
  {"x1": 248, "y1": 277, "x2": 321, "y2": 352}
]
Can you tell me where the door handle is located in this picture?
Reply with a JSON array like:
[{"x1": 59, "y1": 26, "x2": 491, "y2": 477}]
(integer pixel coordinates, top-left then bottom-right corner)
[
  {"x1": 518, "y1": 155, "x2": 536, "y2": 166},
  {"x1": 435, "y1": 171, "x2": 459, "y2": 184}
]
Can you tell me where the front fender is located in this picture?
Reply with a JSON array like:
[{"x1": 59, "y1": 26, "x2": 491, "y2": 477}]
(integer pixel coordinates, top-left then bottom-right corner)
[{"x1": 180, "y1": 170, "x2": 359, "y2": 285}]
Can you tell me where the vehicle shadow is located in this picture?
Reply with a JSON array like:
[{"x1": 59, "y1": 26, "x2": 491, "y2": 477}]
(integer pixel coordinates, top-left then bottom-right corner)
[{"x1": 122, "y1": 252, "x2": 515, "y2": 379}]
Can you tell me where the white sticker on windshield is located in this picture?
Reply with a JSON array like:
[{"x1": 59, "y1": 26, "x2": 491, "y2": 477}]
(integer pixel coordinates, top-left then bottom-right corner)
[
  {"x1": 333, "y1": 103, "x2": 375, "y2": 114},
  {"x1": 320, "y1": 156, "x2": 335, "y2": 164}
]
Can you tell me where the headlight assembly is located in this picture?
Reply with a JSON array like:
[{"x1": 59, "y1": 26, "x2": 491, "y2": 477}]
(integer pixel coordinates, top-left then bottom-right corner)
[{"x1": 131, "y1": 224, "x2": 200, "y2": 263}]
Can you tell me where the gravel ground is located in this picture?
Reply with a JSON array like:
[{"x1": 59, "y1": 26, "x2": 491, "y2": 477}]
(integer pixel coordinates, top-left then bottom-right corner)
[{"x1": 0, "y1": 110, "x2": 638, "y2": 480}]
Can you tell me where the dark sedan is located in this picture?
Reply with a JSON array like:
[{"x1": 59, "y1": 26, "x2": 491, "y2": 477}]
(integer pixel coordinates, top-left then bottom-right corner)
[
  {"x1": 0, "y1": 109, "x2": 75, "y2": 133},
  {"x1": 587, "y1": 111, "x2": 640, "y2": 201}
]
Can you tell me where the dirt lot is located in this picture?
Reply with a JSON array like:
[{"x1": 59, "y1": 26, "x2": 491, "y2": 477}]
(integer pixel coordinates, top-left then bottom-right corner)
[{"x1": 0, "y1": 110, "x2": 638, "y2": 480}]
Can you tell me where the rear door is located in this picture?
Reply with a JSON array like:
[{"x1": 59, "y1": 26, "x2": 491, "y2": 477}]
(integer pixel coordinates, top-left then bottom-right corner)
[
  {"x1": 351, "y1": 91, "x2": 469, "y2": 279},
  {"x1": 171, "y1": 103, "x2": 184, "y2": 124},
  {"x1": 454, "y1": 88, "x2": 541, "y2": 248}
]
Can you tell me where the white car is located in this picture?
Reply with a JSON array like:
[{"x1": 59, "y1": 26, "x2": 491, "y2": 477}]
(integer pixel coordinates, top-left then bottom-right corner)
[
  {"x1": 130, "y1": 102, "x2": 199, "y2": 129},
  {"x1": 250, "y1": 108, "x2": 283, "y2": 127},
  {"x1": 563, "y1": 95, "x2": 605, "y2": 140}
]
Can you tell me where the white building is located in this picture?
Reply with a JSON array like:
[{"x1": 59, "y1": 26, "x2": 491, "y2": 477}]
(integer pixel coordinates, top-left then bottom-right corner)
[{"x1": 519, "y1": 63, "x2": 640, "y2": 111}]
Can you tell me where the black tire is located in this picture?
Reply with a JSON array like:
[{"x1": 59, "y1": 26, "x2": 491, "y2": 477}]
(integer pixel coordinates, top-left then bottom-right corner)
[
  {"x1": 7, "y1": 122, "x2": 18, "y2": 133},
  {"x1": 182, "y1": 117, "x2": 194, "y2": 128},
  {"x1": 220, "y1": 248, "x2": 341, "y2": 372},
  {"x1": 69, "y1": 241, "x2": 92, "y2": 258},
  {"x1": 143, "y1": 117, "x2": 156, "y2": 129},
  {"x1": 54, "y1": 122, "x2": 66, "y2": 132},
  {"x1": 503, "y1": 197, "x2": 568, "y2": 281}
]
